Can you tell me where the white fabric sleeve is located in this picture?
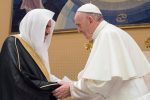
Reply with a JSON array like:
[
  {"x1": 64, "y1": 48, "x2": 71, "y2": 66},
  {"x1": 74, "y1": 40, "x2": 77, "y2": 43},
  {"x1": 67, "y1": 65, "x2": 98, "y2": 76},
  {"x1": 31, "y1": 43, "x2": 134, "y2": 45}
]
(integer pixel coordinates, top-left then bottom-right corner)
[
  {"x1": 50, "y1": 74, "x2": 61, "y2": 82},
  {"x1": 144, "y1": 73, "x2": 150, "y2": 90},
  {"x1": 70, "y1": 78, "x2": 117, "y2": 100}
]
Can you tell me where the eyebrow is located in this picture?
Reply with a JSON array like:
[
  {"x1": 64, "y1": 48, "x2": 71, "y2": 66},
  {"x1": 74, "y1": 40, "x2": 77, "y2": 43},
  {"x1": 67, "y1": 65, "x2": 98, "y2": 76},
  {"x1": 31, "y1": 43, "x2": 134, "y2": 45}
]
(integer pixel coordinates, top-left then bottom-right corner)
[{"x1": 46, "y1": 24, "x2": 51, "y2": 27}]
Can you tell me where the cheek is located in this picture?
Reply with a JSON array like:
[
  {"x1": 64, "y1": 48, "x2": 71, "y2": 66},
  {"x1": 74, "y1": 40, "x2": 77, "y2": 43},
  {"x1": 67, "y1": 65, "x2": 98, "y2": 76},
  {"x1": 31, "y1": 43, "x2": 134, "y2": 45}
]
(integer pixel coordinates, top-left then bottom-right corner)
[
  {"x1": 46, "y1": 27, "x2": 51, "y2": 33},
  {"x1": 82, "y1": 25, "x2": 87, "y2": 32}
]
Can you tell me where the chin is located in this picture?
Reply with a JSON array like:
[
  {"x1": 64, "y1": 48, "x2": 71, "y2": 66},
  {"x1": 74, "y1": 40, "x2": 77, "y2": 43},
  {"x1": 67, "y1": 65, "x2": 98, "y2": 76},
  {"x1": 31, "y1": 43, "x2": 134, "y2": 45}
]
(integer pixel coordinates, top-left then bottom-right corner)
[
  {"x1": 85, "y1": 35, "x2": 90, "y2": 40},
  {"x1": 83, "y1": 34, "x2": 88, "y2": 39},
  {"x1": 83, "y1": 33, "x2": 90, "y2": 40},
  {"x1": 83, "y1": 36, "x2": 88, "y2": 40}
]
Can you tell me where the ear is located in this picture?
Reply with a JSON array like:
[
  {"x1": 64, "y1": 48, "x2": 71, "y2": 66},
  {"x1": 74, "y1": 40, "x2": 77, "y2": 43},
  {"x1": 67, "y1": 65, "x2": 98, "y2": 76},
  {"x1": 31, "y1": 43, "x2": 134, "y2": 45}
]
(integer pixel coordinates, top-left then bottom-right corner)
[{"x1": 88, "y1": 16, "x2": 93, "y2": 23}]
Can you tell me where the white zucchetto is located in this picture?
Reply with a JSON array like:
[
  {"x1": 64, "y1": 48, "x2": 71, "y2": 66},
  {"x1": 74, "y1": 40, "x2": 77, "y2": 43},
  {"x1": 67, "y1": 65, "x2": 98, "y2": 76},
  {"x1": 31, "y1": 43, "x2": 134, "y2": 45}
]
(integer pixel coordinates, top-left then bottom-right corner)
[{"x1": 77, "y1": 3, "x2": 102, "y2": 14}]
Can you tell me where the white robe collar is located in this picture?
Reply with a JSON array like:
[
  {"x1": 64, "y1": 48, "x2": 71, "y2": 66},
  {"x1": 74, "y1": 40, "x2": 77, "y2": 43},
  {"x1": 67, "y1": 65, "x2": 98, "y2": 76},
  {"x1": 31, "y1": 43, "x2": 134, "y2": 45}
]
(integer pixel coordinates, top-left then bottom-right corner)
[{"x1": 92, "y1": 20, "x2": 108, "y2": 40}]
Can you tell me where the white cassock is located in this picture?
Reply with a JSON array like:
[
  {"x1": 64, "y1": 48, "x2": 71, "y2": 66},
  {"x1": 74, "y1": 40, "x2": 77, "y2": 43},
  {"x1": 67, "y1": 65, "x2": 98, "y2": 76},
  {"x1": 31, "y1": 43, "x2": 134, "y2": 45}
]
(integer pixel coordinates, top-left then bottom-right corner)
[{"x1": 70, "y1": 20, "x2": 150, "y2": 100}]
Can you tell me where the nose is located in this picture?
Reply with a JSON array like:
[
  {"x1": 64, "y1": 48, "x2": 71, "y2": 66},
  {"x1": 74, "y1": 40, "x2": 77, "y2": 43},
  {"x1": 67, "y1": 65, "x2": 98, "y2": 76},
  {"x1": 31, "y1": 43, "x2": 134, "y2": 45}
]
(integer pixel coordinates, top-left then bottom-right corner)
[{"x1": 46, "y1": 28, "x2": 51, "y2": 34}]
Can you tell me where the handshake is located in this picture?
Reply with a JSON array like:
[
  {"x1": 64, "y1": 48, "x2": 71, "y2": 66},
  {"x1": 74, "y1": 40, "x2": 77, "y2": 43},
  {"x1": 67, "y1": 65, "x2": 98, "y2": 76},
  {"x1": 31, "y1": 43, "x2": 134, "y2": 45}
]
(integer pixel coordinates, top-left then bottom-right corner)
[
  {"x1": 52, "y1": 76, "x2": 73, "y2": 99},
  {"x1": 52, "y1": 81, "x2": 72, "y2": 99}
]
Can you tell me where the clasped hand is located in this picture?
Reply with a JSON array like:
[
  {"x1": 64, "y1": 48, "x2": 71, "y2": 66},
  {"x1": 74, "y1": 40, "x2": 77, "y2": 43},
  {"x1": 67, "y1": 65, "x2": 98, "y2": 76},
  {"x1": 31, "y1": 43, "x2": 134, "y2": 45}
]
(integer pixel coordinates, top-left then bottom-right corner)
[{"x1": 52, "y1": 82, "x2": 72, "y2": 99}]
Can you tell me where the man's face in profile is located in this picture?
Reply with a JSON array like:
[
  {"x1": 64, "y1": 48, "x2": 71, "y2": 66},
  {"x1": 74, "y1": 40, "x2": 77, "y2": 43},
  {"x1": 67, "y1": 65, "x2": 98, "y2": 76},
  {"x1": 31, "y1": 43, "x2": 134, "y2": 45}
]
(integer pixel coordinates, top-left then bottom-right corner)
[
  {"x1": 45, "y1": 20, "x2": 51, "y2": 41},
  {"x1": 74, "y1": 12, "x2": 92, "y2": 40}
]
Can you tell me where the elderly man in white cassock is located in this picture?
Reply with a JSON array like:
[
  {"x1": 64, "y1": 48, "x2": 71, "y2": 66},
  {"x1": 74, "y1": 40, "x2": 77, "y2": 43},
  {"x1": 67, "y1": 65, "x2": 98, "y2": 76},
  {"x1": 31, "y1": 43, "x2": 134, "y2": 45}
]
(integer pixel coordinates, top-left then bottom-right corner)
[{"x1": 53, "y1": 3, "x2": 150, "y2": 100}]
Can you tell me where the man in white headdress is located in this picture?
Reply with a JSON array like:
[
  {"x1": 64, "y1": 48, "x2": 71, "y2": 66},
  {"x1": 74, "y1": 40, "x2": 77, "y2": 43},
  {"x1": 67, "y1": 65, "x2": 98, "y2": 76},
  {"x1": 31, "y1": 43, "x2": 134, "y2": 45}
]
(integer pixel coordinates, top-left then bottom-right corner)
[
  {"x1": 53, "y1": 3, "x2": 150, "y2": 100},
  {"x1": 0, "y1": 9, "x2": 61, "y2": 100}
]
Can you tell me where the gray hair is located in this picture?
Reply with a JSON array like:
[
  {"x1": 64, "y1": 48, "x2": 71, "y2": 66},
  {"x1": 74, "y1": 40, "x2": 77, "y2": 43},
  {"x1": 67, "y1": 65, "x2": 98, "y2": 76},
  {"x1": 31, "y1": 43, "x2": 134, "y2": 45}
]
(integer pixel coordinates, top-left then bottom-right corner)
[{"x1": 85, "y1": 12, "x2": 103, "y2": 22}]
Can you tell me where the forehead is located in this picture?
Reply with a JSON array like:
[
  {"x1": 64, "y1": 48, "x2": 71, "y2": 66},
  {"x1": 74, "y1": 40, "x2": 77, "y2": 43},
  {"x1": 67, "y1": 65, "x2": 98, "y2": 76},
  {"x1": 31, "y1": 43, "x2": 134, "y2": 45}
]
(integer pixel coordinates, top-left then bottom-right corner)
[
  {"x1": 75, "y1": 12, "x2": 87, "y2": 20},
  {"x1": 74, "y1": 12, "x2": 83, "y2": 23},
  {"x1": 47, "y1": 20, "x2": 51, "y2": 26},
  {"x1": 74, "y1": 12, "x2": 81, "y2": 19}
]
